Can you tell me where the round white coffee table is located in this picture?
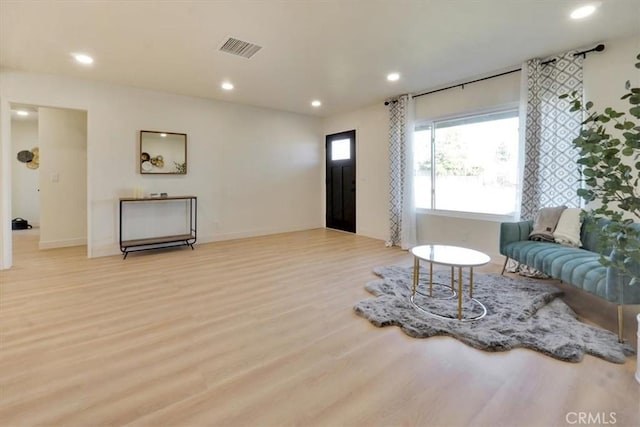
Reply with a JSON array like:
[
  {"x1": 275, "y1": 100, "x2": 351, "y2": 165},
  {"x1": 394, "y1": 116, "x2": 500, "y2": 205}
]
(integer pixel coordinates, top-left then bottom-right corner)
[{"x1": 411, "y1": 245, "x2": 490, "y2": 321}]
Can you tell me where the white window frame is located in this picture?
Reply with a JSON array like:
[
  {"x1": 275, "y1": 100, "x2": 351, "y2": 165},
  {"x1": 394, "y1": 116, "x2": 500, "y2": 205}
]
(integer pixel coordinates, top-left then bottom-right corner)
[{"x1": 414, "y1": 104, "x2": 521, "y2": 222}]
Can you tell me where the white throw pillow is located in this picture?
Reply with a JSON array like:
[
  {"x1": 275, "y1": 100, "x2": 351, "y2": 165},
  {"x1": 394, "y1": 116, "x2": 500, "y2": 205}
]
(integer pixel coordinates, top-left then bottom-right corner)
[{"x1": 553, "y1": 208, "x2": 583, "y2": 247}]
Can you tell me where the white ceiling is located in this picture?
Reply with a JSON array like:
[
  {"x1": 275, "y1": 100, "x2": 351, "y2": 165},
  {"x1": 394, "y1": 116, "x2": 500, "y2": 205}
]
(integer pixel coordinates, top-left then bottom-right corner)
[{"x1": 1, "y1": 0, "x2": 639, "y2": 117}]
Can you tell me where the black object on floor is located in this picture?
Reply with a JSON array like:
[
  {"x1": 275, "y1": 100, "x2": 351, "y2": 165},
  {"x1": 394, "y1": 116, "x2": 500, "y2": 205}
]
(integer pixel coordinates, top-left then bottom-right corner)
[{"x1": 11, "y1": 218, "x2": 32, "y2": 230}]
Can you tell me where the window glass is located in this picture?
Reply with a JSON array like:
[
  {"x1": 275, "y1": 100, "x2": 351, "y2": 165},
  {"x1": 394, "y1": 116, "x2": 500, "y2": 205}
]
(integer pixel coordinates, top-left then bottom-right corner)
[
  {"x1": 414, "y1": 110, "x2": 519, "y2": 216},
  {"x1": 331, "y1": 138, "x2": 350, "y2": 160}
]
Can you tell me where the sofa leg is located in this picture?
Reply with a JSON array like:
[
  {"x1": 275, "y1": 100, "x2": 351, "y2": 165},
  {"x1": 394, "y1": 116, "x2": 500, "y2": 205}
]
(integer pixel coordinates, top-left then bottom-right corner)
[
  {"x1": 617, "y1": 305, "x2": 624, "y2": 343},
  {"x1": 501, "y1": 257, "x2": 509, "y2": 275}
]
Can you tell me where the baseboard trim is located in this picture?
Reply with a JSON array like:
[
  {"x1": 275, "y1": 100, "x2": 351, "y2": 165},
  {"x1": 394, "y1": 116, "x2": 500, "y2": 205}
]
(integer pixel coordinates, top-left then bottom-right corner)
[
  {"x1": 39, "y1": 238, "x2": 87, "y2": 250},
  {"x1": 200, "y1": 224, "x2": 322, "y2": 244},
  {"x1": 90, "y1": 224, "x2": 323, "y2": 258}
]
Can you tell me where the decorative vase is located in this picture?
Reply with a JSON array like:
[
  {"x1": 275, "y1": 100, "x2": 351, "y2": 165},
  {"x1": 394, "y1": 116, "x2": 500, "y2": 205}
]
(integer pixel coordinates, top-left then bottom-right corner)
[{"x1": 133, "y1": 187, "x2": 143, "y2": 199}]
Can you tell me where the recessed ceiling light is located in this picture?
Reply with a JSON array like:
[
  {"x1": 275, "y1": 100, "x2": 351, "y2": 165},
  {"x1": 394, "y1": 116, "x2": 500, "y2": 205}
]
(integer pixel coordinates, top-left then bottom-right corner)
[
  {"x1": 221, "y1": 82, "x2": 234, "y2": 91},
  {"x1": 160, "y1": 133, "x2": 167, "y2": 137},
  {"x1": 387, "y1": 72, "x2": 400, "y2": 82},
  {"x1": 311, "y1": 100, "x2": 322, "y2": 107},
  {"x1": 570, "y1": 4, "x2": 597, "y2": 19},
  {"x1": 72, "y1": 53, "x2": 94, "y2": 65},
  {"x1": 16, "y1": 110, "x2": 29, "y2": 116}
]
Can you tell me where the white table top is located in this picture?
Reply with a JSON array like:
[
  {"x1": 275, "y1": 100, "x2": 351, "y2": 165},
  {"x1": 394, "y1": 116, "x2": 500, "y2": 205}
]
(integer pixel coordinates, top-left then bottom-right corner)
[{"x1": 411, "y1": 244, "x2": 490, "y2": 267}]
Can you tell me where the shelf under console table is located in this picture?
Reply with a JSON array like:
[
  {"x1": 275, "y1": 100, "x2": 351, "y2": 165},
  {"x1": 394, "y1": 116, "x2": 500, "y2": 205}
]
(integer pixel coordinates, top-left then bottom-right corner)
[{"x1": 119, "y1": 196, "x2": 197, "y2": 259}]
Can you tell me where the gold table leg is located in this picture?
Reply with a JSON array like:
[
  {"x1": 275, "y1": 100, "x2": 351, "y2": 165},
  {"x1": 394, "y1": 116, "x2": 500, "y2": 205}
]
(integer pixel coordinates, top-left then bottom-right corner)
[
  {"x1": 429, "y1": 261, "x2": 433, "y2": 296},
  {"x1": 617, "y1": 305, "x2": 624, "y2": 343},
  {"x1": 458, "y1": 266, "x2": 463, "y2": 320},
  {"x1": 412, "y1": 256, "x2": 419, "y2": 298},
  {"x1": 450, "y1": 266, "x2": 454, "y2": 292},
  {"x1": 469, "y1": 267, "x2": 474, "y2": 299}
]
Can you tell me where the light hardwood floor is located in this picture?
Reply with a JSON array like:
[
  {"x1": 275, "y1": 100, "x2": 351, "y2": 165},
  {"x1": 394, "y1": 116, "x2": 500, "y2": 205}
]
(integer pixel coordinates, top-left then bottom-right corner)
[{"x1": 1, "y1": 229, "x2": 638, "y2": 426}]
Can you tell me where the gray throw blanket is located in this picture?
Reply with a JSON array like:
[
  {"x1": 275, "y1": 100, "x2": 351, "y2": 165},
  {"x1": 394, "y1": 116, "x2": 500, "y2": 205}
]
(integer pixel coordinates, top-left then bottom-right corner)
[{"x1": 529, "y1": 206, "x2": 567, "y2": 242}]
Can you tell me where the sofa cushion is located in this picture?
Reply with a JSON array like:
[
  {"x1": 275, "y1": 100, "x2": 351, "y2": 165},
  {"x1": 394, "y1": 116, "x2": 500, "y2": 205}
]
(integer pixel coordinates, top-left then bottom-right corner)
[
  {"x1": 529, "y1": 206, "x2": 566, "y2": 242},
  {"x1": 502, "y1": 240, "x2": 607, "y2": 299},
  {"x1": 553, "y1": 208, "x2": 583, "y2": 247}
]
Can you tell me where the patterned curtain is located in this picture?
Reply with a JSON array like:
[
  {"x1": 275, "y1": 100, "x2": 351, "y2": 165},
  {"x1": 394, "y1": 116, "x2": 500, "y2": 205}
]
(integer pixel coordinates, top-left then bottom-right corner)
[
  {"x1": 520, "y1": 52, "x2": 583, "y2": 220},
  {"x1": 510, "y1": 51, "x2": 584, "y2": 277},
  {"x1": 387, "y1": 94, "x2": 416, "y2": 250}
]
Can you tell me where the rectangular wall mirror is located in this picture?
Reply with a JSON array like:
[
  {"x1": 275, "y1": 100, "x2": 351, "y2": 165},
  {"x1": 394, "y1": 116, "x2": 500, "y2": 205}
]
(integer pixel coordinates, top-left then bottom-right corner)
[{"x1": 140, "y1": 130, "x2": 187, "y2": 174}]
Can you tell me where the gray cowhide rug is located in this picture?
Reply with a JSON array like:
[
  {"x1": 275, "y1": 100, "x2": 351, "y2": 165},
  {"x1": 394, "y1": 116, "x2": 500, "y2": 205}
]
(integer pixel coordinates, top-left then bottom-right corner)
[{"x1": 353, "y1": 266, "x2": 635, "y2": 363}]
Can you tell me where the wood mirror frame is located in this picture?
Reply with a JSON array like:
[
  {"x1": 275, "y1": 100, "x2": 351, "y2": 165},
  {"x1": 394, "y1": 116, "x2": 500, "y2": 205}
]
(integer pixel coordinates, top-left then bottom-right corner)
[{"x1": 140, "y1": 130, "x2": 187, "y2": 174}]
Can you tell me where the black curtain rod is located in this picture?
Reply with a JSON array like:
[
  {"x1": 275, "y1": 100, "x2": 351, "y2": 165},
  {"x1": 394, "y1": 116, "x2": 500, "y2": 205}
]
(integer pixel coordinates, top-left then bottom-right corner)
[
  {"x1": 412, "y1": 69, "x2": 520, "y2": 99},
  {"x1": 409, "y1": 44, "x2": 605, "y2": 100},
  {"x1": 541, "y1": 43, "x2": 605, "y2": 66}
]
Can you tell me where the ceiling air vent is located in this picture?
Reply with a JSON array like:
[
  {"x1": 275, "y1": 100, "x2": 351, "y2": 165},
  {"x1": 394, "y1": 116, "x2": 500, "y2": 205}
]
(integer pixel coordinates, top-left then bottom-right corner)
[{"x1": 219, "y1": 37, "x2": 262, "y2": 59}]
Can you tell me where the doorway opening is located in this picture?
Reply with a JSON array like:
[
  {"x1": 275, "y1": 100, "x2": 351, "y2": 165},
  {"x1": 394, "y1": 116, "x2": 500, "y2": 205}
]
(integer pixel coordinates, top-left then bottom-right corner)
[{"x1": 9, "y1": 103, "x2": 88, "y2": 265}]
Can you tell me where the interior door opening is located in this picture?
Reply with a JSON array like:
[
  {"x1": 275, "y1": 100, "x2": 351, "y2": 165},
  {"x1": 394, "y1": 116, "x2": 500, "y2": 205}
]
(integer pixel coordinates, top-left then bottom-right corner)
[{"x1": 9, "y1": 103, "x2": 88, "y2": 265}]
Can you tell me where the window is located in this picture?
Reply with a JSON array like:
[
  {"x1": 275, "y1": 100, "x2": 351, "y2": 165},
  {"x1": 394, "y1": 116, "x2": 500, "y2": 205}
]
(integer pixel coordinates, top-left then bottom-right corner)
[
  {"x1": 331, "y1": 138, "x2": 351, "y2": 160},
  {"x1": 414, "y1": 109, "x2": 520, "y2": 217}
]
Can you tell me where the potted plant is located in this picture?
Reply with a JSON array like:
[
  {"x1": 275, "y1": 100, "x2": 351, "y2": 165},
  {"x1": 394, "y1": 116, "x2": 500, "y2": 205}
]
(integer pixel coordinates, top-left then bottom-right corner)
[{"x1": 560, "y1": 53, "x2": 640, "y2": 287}]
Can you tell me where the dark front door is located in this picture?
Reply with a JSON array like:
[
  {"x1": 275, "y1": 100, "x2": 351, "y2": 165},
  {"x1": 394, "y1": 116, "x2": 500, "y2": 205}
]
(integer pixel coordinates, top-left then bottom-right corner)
[{"x1": 326, "y1": 130, "x2": 356, "y2": 233}]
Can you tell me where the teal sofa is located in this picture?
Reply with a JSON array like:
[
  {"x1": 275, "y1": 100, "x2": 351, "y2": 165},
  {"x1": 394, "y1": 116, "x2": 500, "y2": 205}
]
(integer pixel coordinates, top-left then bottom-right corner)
[{"x1": 499, "y1": 218, "x2": 640, "y2": 342}]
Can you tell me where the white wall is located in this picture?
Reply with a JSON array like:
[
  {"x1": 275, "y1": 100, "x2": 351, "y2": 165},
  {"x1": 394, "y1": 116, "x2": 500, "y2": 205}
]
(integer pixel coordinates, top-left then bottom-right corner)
[
  {"x1": 322, "y1": 34, "x2": 639, "y2": 263},
  {"x1": 38, "y1": 107, "x2": 87, "y2": 248},
  {"x1": 583, "y1": 36, "x2": 640, "y2": 122},
  {"x1": 10, "y1": 118, "x2": 39, "y2": 226},
  {"x1": 323, "y1": 103, "x2": 390, "y2": 241},
  {"x1": 0, "y1": 71, "x2": 323, "y2": 265}
]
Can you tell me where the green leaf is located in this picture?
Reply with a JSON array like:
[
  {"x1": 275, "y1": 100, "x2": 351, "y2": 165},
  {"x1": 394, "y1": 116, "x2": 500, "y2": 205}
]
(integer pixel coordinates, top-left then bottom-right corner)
[
  {"x1": 577, "y1": 188, "x2": 594, "y2": 199},
  {"x1": 629, "y1": 95, "x2": 640, "y2": 105},
  {"x1": 622, "y1": 147, "x2": 634, "y2": 156},
  {"x1": 606, "y1": 157, "x2": 620, "y2": 167},
  {"x1": 577, "y1": 158, "x2": 594, "y2": 166},
  {"x1": 585, "y1": 101, "x2": 594, "y2": 110}
]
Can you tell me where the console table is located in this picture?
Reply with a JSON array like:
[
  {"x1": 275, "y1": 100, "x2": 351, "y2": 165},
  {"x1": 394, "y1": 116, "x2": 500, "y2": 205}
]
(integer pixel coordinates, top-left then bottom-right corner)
[{"x1": 119, "y1": 196, "x2": 197, "y2": 259}]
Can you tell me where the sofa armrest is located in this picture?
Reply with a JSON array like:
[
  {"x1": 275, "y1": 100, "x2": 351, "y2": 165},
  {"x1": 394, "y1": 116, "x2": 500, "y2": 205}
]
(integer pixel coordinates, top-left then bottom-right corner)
[{"x1": 499, "y1": 220, "x2": 533, "y2": 255}]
